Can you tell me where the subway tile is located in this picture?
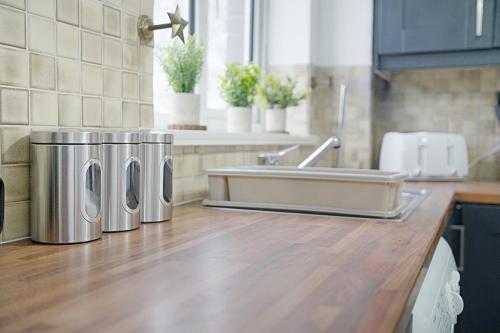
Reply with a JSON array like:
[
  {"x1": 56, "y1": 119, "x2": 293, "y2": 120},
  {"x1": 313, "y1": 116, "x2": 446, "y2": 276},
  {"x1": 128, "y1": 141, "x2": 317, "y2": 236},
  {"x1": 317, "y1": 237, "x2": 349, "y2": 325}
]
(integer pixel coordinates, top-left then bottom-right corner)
[
  {"x1": 140, "y1": 104, "x2": 154, "y2": 128},
  {"x1": 82, "y1": 96, "x2": 102, "y2": 127},
  {"x1": 0, "y1": 0, "x2": 25, "y2": 9},
  {"x1": 103, "y1": 37, "x2": 121, "y2": 67},
  {"x1": 2, "y1": 165, "x2": 30, "y2": 202},
  {"x1": 141, "y1": 0, "x2": 154, "y2": 16},
  {"x1": 103, "y1": 68, "x2": 121, "y2": 97},
  {"x1": 28, "y1": 0, "x2": 55, "y2": 19},
  {"x1": 122, "y1": 72, "x2": 139, "y2": 100},
  {"x1": 0, "y1": 127, "x2": 30, "y2": 164},
  {"x1": 0, "y1": 6, "x2": 26, "y2": 48},
  {"x1": 81, "y1": 0, "x2": 102, "y2": 33},
  {"x1": 57, "y1": 58, "x2": 80, "y2": 93},
  {"x1": 103, "y1": 5, "x2": 120, "y2": 37},
  {"x1": 30, "y1": 91, "x2": 58, "y2": 125},
  {"x1": 29, "y1": 54, "x2": 55, "y2": 90},
  {"x1": 122, "y1": 101, "x2": 139, "y2": 128},
  {"x1": 103, "y1": 98, "x2": 121, "y2": 127},
  {"x1": 57, "y1": 0, "x2": 79, "y2": 26},
  {"x1": 81, "y1": 63, "x2": 102, "y2": 95},
  {"x1": 0, "y1": 88, "x2": 28, "y2": 125},
  {"x1": 122, "y1": 0, "x2": 139, "y2": 14},
  {"x1": 139, "y1": 45, "x2": 153, "y2": 73},
  {"x1": 139, "y1": 74, "x2": 152, "y2": 102},
  {"x1": 2, "y1": 202, "x2": 30, "y2": 241},
  {"x1": 58, "y1": 94, "x2": 81, "y2": 127},
  {"x1": 56, "y1": 22, "x2": 80, "y2": 59},
  {"x1": 122, "y1": 43, "x2": 139, "y2": 71},
  {"x1": 81, "y1": 31, "x2": 102, "y2": 64},
  {"x1": 0, "y1": 47, "x2": 28, "y2": 87},
  {"x1": 122, "y1": 13, "x2": 138, "y2": 42}
]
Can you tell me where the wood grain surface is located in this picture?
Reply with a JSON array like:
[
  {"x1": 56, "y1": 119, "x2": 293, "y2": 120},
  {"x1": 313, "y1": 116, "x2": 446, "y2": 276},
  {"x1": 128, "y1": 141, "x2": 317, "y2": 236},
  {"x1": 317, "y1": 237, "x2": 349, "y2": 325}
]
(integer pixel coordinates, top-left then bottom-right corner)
[{"x1": 0, "y1": 182, "x2": 498, "y2": 333}]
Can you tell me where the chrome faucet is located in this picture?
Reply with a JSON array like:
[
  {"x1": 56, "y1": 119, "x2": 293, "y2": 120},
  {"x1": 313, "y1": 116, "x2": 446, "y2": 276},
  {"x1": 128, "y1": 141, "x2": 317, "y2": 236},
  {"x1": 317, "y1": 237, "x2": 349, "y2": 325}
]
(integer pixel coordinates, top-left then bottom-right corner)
[
  {"x1": 298, "y1": 84, "x2": 346, "y2": 168},
  {"x1": 257, "y1": 145, "x2": 300, "y2": 166}
]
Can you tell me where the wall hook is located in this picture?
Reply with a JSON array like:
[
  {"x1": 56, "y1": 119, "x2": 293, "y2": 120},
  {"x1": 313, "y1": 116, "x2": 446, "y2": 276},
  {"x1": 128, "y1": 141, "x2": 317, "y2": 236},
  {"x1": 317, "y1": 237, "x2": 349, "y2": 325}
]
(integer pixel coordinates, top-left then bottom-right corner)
[{"x1": 137, "y1": 5, "x2": 188, "y2": 43}]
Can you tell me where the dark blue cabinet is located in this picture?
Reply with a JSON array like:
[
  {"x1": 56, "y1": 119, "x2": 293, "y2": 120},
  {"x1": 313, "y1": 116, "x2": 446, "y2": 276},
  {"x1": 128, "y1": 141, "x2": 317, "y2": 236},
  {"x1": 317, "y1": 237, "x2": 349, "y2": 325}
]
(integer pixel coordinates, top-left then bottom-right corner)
[
  {"x1": 444, "y1": 203, "x2": 500, "y2": 333},
  {"x1": 374, "y1": 0, "x2": 500, "y2": 69}
]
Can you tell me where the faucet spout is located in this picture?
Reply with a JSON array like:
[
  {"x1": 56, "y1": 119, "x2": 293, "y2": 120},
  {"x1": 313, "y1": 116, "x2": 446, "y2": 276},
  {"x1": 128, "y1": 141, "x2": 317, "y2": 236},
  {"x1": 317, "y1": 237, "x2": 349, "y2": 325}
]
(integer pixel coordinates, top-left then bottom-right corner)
[{"x1": 297, "y1": 136, "x2": 341, "y2": 168}]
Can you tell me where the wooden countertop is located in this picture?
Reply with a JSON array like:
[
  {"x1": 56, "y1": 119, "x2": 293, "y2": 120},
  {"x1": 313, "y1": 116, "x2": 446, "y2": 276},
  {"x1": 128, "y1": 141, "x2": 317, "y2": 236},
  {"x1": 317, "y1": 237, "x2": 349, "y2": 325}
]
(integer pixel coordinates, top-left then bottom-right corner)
[{"x1": 0, "y1": 182, "x2": 499, "y2": 333}]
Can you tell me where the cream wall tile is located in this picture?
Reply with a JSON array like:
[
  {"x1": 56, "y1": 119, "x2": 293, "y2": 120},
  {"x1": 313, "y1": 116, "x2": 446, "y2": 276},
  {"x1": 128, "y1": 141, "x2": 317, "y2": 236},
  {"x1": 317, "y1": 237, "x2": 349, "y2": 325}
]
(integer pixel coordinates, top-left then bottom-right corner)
[
  {"x1": 103, "y1": 98, "x2": 121, "y2": 127},
  {"x1": 81, "y1": 31, "x2": 102, "y2": 64},
  {"x1": 29, "y1": 54, "x2": 55, "y2": 90},
  {"x1": 0, "y1": 127, "x2": 30, "y2": 164},
  {"x1": 103, "y1": 0, "x2": 120, "y2": 6},
  {"x1": 0, "y1": 6, "x2": 26, "y2": 48},
  {"x1": 56, "y1": 22, "x2": 80, "y2": 59},
  {"x1": 58, "y1": 94, "x2": 81, "y2": 126},
  {"x1": 103, "y1": 5, "x2": 120, "y2": 37},
  {"x1": 139, "y1": 46, "x2": 153, "y2": 74},
  {"x1": 82, "y1": 96, "x2": 102, "y2": 127},
  {"x1": 31, "y1": 91, "x2": 58, "y2": 125},
  {"x1": 103, "y1": 68, "x2": 121, "y2": 97},
  {"x1": 122, "y1": 0, "x2": 139, "y2": 14},
  {"x1": 122, "y1": 72, "x2": 138, "y2": 99},
  {"x1": 2, "y1": 165, "x2": 30, "y2": 202},
  {"x1": 121, "y1": 13, "x2": 138, "y2": 42},
  {"x1": 140, "y1": 104, "x2": 153, "y2": 128},
  {"x1": 82, "y1": 63, "x2": 102, "y2": 95},
  {"x1": 141, "y1": 0, "x2": 154, "y2": 16},
  {"x1": 0, "y1": 0, "x2": 24, "y2": 9},
  {"x1": 103, "y1": 37, "x2": 121, "y2": 67},
  {"x1": 0, "y1": 47, "x2": 28, "y2": 87},
  {"x1": 57, "y1": 0, "x2": 79, "y2": 26},
  {"x1": 122, "y1": 43, "x2": 139, "y2": 71},
  {"x1": 28, "y1": 0, "x2": 55, "y2": 18},
  {"x1": 122, "y1": 101, "x2": 139, "y2": 127},
  {"x1": 2, "y1": 202, "x2": 30, "y2": 241},
  {"x1": 139, "y1": 74, "x2": 152, "y2": 102},
  {"x1": 81, "y1": 0, "x2": 102, "y2": 32},
  {"x1": 57, "y1": 58, "x2": 80, "y2": 93},
  {"x1": 0, "y1": 88, "x2": 28, "y2": 125}
]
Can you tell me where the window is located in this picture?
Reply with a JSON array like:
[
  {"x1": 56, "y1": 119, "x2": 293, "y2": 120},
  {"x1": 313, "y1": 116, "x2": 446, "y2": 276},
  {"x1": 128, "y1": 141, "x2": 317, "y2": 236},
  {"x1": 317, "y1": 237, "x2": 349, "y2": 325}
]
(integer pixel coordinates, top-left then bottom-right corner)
[{"x1": 153, "y1": 0, "x2": 258, "y2": 131}]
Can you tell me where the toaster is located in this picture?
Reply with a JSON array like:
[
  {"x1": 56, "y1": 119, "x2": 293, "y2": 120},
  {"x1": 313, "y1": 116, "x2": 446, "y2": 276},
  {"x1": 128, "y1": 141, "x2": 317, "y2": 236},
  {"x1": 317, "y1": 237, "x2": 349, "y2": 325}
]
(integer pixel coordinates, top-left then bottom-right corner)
[{"x1": 379, "y1": 132, "x2": 469, "y2": 180}]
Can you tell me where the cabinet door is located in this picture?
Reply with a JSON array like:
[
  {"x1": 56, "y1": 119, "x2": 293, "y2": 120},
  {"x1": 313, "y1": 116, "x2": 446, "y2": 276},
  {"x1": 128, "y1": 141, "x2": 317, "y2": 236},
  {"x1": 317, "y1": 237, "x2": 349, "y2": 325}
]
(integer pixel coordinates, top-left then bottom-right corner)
[
  {"x1": 376, "y1": 0, "x2": 494, "y2": 55},
  {"x1": 461, "y1": 204, "x2": 500, "y2": 333}
]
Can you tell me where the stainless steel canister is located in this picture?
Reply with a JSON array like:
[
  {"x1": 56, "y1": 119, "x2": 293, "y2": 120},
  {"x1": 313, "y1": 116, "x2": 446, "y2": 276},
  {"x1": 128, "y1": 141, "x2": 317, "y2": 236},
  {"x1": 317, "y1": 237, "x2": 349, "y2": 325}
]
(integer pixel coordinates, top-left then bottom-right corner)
[
  {"x1": 140, "y1": 131, "x2": 173, "y2": 222},
  {"x1": 31, "y1": 130, "x2": 102, "y2": 244},
  {"x1": 102, "y1": 132, "x2": 141, "y2": 232}
]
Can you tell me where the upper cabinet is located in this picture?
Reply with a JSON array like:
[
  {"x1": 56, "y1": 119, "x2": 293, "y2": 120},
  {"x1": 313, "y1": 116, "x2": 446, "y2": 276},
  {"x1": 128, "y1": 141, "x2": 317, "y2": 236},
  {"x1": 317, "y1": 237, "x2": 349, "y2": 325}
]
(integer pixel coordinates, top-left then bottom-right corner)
[{"x1": 374, "y1": 0, "x2": 500, "y2": 70}]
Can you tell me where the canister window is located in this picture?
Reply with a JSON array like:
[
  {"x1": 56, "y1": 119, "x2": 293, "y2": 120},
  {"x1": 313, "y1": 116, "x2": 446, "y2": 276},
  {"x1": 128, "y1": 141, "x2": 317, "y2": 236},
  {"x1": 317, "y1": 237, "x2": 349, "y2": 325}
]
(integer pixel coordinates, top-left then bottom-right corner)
[
  {"x1": 162, "y1": 157, "x2": 172, "y2": 203},
  {"x1": 125, "y1": 160, "x2": 140, "y2": 210},
  {"x1": 83, "y1": 160, "x2": 101, "y2": 222}
]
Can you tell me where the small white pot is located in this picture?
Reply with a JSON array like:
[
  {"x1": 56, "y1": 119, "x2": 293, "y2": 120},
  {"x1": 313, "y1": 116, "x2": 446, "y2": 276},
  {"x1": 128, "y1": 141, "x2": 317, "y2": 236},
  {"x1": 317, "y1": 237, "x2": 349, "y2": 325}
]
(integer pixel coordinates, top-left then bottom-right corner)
[
  {"x1": 227, "y1": 107, "x2": 252, "y2": 133},
  {"x1": 165, "y1": 93, "x2": 200, "y2": 125},
  {"x1": 265, "y1": 107, "x2": 286, "y2": 133}
]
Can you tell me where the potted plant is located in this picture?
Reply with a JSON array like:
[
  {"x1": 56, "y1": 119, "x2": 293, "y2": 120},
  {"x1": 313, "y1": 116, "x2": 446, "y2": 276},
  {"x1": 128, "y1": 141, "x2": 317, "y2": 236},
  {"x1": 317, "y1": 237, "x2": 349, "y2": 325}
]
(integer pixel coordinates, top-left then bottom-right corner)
[
  {"x1": 258, "y1": 74, "x2": 307, "y2": 133},
  {"x1": 158, "y1": 35, "x2": 204, "y2": 126},
  {"x1": 219, "y1": 62, "x2": 260, "y2": 133}
]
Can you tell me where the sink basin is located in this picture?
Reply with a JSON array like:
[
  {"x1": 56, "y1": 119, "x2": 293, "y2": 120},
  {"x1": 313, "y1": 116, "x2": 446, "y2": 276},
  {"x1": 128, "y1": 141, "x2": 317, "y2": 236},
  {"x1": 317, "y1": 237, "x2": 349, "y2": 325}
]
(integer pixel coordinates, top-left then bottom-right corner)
[{"x1": 203, "y1": 166, "x2": 427, "y2": 221}]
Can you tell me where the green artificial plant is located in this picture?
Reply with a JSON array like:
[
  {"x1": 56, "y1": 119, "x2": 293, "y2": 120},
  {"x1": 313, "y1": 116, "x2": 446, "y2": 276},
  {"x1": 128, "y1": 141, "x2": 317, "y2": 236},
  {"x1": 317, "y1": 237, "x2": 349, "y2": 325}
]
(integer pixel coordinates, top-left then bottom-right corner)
[
  {"x1": 158, "y1": 35, "x2": 204, "y2": 93},
  {"x1": 219, "y1": 62, "x2": 261, "y2": 107},
  {"x1": 258, "y1": 74, "x2": 308, "y2": 109}
]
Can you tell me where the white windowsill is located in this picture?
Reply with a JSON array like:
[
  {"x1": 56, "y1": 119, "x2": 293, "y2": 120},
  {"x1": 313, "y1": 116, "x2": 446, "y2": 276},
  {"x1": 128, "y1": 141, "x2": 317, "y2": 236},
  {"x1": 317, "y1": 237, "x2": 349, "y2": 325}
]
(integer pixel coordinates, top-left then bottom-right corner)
[{"x1": 160, "y1": 130, "x2": 320, "y2": 146}]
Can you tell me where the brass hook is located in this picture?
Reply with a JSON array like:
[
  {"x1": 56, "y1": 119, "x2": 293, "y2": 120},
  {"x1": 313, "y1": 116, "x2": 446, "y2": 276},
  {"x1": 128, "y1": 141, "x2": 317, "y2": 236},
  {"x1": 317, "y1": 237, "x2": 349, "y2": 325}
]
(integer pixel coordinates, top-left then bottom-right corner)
[{"x1": 137, "y1": 5, "x2": 188, "y2": 43}]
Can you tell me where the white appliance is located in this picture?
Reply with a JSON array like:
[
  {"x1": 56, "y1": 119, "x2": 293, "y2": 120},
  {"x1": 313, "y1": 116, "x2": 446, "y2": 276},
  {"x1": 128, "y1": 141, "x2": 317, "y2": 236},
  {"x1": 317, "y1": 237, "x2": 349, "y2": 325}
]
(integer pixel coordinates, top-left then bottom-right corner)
[
  {"x1": 379, "y1": 132, "x2": 468, "y2": 180},
  {"x1": 412, "y1": 238, "x2": 464, "y2": 333}
]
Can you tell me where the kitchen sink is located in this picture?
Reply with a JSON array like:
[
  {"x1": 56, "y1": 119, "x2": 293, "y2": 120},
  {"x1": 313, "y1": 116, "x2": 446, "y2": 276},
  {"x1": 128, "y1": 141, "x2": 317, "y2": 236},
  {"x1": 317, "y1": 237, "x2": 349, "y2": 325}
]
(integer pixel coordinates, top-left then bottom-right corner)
[{"x1": 202, "y1": 166, "x2": 427, "y2": 222}]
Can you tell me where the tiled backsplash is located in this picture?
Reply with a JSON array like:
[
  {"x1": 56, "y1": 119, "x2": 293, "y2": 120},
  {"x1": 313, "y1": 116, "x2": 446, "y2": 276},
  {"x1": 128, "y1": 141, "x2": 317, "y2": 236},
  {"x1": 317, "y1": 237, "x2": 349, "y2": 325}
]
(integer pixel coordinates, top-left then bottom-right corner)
[
  {"x1": 373, "y1": 67, "x2": 500, "y2": 180},
  {"x1": 0, "y1": 0, "x2": 154, "y2": 241}
]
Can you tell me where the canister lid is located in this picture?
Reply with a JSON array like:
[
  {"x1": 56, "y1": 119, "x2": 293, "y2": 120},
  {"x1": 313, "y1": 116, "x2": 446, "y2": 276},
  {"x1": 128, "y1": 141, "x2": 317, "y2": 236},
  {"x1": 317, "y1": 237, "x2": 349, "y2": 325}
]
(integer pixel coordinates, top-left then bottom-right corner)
[
  {"x1": 101, "y1": 131, "x2": 140, "y2": 144},
  {"x1": 140, "y1": 131, "x2": 173, "y2": 143},
  {"x1": 31, "y1": 130, "x2": 101, "y2": 144}
]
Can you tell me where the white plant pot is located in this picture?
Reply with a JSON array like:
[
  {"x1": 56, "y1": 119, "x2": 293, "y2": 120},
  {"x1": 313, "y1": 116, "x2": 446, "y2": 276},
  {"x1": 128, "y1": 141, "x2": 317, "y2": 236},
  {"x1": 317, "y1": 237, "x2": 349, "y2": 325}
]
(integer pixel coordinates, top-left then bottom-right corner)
[
  {"x1": 227, "y1": 107, "x2": 252, "y2": 133},
  {"x1": 165, "y1": 93, "x2": 200, "y2": 125},
  {"x1": 265, "y1": 107, "x2": 286, "y2": 133}
]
